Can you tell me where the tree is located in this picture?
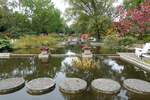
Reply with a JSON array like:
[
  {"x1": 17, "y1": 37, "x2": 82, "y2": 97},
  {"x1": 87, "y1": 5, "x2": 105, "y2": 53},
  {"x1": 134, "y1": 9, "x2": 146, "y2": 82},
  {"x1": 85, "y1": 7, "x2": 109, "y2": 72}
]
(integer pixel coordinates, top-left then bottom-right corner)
[
  {"x1": 0, "y1": 0, "x2": 66, "y2": 37},
  {"x1": 0, "y1": 0, "x2": 11, "y2": 32},
  {"x1": 66, "y1": 0, "x2": 116, "y2": 40},
  {"x1": 20, "y1": 0, "x2": 65, "y2": 33},
  {"x1": 124, "y1": 0, "x2": 145, "y2": 9},
  {"x1": 114, "y1": 0, "x2": 150, "y2": 39}
]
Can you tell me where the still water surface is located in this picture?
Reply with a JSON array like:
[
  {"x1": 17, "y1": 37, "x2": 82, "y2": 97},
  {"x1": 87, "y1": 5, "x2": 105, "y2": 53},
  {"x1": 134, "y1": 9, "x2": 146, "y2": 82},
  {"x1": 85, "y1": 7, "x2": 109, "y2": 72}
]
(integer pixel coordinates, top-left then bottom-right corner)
[{"x1": 0, "y1": 46, "x2": 150, "y2": 100}]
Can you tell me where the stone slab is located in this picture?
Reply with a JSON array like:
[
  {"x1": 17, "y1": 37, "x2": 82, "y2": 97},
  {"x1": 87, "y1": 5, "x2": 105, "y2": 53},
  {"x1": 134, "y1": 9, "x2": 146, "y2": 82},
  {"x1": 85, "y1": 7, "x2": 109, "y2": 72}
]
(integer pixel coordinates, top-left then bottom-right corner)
[
  {"x1": 26, "y1": 78, "x2": 55, "y2": 94},
  {"x1": 0, "y1": 77, "x2": 25, "y2": 94},
  {"x1": 123, "y1": 79, "x2": 150, "y2": 95},
  {"x1": 91, "y1": 79, "x2": 121, "y2": 94},
  {"x1": 59, "y1": 78, "x2": 87, "y2": 94}
]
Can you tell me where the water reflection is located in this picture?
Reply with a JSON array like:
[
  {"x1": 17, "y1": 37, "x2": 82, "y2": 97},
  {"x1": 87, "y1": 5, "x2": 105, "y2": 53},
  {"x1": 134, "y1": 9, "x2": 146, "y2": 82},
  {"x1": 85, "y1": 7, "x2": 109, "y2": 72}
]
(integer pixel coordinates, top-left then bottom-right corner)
[
  {"x1": 0, "y1": 56, "x2": 150, "y2": 100},
  {"x1": 61, "y1": 50, "x2": 79, "y2": 70},
  {"x1": 103, "y1": 59, "x2": 124, "y2": 73}
]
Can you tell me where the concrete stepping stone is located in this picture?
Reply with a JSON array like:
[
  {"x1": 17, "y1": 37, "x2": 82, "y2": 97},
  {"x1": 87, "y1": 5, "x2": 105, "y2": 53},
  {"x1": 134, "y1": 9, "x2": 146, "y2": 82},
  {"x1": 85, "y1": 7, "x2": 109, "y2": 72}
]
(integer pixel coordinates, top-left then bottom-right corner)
[
  {"x1": 0, "y1": 77, "x2": 25, "y2": 94},
  {"x1": 59, "y1": 78, "x2": 87, "y2": 94},
  {"x1": 26, "y1": 78, "x2": 55, "y2": 94},
  {"x1": 91, "y1": 78, "x2": 121, "y2": 94},
  {"x1": 123, "y1": 79, "x2": 150, "y2": 95}
]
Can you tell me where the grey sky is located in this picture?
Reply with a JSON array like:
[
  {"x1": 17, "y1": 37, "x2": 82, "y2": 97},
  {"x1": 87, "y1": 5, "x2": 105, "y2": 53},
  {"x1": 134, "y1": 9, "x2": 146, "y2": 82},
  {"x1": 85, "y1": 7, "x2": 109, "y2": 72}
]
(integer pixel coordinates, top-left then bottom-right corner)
[
  {"x1": 52, "y1": 0, "x2": 124, "y2": 13},
  {"x1": 8, "y1": 0, "x2": 124, "y2": 25}
]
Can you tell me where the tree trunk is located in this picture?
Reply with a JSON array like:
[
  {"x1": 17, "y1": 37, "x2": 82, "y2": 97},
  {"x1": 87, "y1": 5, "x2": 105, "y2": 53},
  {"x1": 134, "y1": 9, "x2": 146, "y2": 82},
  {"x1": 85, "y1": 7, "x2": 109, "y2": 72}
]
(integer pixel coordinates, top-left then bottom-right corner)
[{"x1": 96, "y1": 30, "x2": 100, "y2": 41}]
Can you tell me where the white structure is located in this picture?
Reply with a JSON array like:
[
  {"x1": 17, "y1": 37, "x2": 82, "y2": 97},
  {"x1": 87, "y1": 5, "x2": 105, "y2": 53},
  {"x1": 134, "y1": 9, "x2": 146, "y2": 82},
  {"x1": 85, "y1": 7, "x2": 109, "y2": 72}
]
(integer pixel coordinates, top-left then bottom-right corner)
[
  {"x1": 82, "y1": 47, "x2": 93, "y2": 58},
  {"x1": 135, "y1": 43, "x2": 150, "y2": 58},
  {"x1": 38, "y1": 53, "x2": 49, "y2": 59},
  {"x1": 0, "y1": 53, "x2": 11, "y2": 58},
  {"x1": 66, "y1": 50, "x2": 76, "y2": 57}
]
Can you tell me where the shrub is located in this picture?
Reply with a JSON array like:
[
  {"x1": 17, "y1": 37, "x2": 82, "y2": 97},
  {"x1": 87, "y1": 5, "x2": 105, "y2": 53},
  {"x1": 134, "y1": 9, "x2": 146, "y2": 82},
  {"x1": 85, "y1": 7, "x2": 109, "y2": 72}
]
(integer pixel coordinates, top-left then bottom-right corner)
[
  {"x1": 143, "y1": 35, "x2": 150, "y2": 42},
  {"x1": 119, "y1": 36, "x2": 137, "y2": 46},
  {"x1": 103, "y1": 34, "x2": 120, "y2": 50},
  {"x1": 0, "y1": 38, "x2": 12, "y2": 52},
  {"x1": 102, "y1": 34, "x2": 128, "y2": 53}
]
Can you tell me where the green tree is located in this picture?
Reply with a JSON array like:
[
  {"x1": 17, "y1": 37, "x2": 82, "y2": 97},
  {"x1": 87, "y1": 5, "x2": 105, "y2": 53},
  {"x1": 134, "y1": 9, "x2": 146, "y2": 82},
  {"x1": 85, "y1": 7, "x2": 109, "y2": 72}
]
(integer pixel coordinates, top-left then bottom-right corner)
[
  {"x1": 20, "y1": 0, "x2": 65, "y2": 33},
  {"x1": 66, "y1": 0, "x2": 116, "y2": 40},
  {"x1": 0, "y1": 0, "x2": 66, "y2": 36},
  {"x1": 124, "y1": 0, "x2": 145, "y2": 9}
]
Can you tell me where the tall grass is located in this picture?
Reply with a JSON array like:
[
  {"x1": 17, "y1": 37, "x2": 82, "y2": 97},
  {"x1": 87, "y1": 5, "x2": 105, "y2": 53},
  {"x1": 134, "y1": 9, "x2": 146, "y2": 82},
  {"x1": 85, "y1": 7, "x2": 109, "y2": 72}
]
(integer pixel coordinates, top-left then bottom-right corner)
[
  {"x1": 13, "y1": 34, "x2": 65, "y2": 53},
  {"x1": 73, "y1": 58, "x2": 97, "y2": 70}
]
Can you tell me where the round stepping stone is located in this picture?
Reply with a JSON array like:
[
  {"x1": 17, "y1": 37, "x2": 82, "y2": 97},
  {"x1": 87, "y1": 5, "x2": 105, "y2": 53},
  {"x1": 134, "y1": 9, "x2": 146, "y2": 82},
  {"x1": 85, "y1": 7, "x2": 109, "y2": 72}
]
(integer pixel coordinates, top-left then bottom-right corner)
[
  {"x1": 59, "y1": 78, "x2": 87, "y2": 94},
  {"x1": 91, "y1": 79, "x2": 121, "y2": 94},
  {"x1": 123, "y1": 79, "x2": 150, "y2": 95},
  {"x1": 26, "y1": 78, "x2": 55, "y2": 94},
  {"x1": 0, "y1": 77, "x2": 25, "y2": 94}
]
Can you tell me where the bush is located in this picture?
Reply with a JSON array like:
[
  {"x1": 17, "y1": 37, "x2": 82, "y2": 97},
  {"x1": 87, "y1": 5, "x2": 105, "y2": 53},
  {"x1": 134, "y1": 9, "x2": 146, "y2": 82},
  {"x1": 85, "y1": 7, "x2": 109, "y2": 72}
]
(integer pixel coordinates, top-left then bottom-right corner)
[
  {"x1": 119, "y1": 36, "x2": 137, "y2": 46},
  {"x1": 103, "y1": 34, "x2": 120, "y2": 49},
  {"x1": 143, "y1": 35, "x2": 150, "y2": 42},
  {"x1": 102, "y1": 34, "x2": 128, "y2": 53},
  {"x1": 0, "y1": 38, "x2": 12, "y2": 52}
]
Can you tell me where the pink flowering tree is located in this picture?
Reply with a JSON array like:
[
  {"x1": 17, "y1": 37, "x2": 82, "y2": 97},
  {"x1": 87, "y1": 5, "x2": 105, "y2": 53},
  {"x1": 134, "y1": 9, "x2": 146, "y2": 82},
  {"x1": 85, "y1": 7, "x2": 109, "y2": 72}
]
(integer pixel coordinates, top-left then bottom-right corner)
[{"x1": 114, "y1": 0, "x2": 150, "y2": 39}]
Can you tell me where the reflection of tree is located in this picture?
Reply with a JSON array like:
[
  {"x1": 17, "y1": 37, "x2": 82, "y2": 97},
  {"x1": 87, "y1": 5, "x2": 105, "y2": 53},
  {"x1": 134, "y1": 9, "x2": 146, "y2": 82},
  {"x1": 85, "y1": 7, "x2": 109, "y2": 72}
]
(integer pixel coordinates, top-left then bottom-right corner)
[
  {"x1": 0, "y1": 57, "x2": 62, "y2": 81},
  {"x1": 32, "y1": 57, "x2": 62, "y2": 79},
  {"x1": 64, "y1": 60, "x2": 104, "y2": 85},
  {"x1": 92, "y1": 92, "x2": 118, "y2": 100},
  {"x1": 61, "y1": 90, "x2": 117, "y2": 100},
  {"x1": 0, "y1": 57, "x2": 37, "y2": 79},
  {"x1": 61, "y1": 93, "x2": 85, "y2": 100}
]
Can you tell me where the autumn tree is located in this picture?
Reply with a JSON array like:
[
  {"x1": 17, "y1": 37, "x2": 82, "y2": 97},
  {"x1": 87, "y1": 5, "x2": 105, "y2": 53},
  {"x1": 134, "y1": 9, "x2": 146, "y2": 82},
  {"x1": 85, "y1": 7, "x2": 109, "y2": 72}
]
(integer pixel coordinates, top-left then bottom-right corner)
[{"x1": 114, "y1": 0, "x2": 150, "y2": 39}]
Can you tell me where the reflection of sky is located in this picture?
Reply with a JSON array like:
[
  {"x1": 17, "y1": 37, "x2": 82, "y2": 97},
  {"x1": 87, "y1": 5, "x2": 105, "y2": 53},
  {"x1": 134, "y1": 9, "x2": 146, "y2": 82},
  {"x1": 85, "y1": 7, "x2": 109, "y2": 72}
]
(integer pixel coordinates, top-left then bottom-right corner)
[
  {"x1": 113, "y1": 0, "x2": 124, "y2": 7},
  {"x1": 51, "y1": 0, "x2": 69, "y2": 14},
  {"x1": 103, "y1": 59, "x2": 124, "y2": 73},
  {"x1": 61, "y1": 50, "x2": 78, "y2": 68},
  {"x1": 11, "y1": 66, "x2": 36, "y2": 76}
]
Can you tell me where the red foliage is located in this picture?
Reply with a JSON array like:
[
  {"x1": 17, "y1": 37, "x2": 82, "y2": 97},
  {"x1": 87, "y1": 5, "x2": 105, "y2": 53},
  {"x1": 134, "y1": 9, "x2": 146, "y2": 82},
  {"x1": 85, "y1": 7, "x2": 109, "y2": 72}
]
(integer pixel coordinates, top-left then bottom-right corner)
[{"x1": 114, "y1": 1, "x2": 150, "y2": 38}]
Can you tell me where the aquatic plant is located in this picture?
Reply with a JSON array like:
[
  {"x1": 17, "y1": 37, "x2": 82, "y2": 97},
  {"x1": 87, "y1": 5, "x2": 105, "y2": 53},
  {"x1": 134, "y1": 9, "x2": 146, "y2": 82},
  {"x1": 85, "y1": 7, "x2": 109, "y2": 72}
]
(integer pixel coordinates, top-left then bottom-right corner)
[{"x1": 73, "y1": 58, "x2": 97, "y2": 70}]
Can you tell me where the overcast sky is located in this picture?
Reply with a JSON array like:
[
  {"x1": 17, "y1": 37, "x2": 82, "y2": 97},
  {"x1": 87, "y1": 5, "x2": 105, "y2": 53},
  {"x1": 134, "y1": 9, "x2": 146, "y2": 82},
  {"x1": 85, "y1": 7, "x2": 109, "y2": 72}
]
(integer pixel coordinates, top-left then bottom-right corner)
[
  {"x1": 51, "y1": 0, "x2": 69, "y2": 14},
  {"x1": 51, "y1": 0, "x2": 124, "y2": 25},
  {"x1": 51, "y1": 0, "x2": 124, "y2": 14},
  {"x1": 9, "y1": 0, "x2": 124, "y2": 25}
]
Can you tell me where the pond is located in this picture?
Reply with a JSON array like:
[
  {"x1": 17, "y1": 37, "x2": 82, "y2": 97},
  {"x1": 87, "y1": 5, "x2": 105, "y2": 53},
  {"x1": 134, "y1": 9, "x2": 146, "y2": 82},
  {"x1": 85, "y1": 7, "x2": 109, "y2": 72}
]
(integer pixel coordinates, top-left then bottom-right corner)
[{"x1": 0, "y1": 46, "x2": 150, "y2": 100}]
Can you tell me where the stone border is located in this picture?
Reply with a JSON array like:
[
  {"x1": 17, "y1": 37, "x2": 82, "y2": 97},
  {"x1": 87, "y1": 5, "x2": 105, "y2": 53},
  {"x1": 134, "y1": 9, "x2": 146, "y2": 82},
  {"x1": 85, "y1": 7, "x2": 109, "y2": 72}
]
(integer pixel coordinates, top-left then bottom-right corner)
[
  {"x1": 59, "y1": 78, "x2": 87, "y2": 94},
  {"x1": 0, "y1": 77, "x2": 25, "y2": 94},
  {"x1": 123, "y1": 79, "x2": 150, "y2": 95},
  {"x1": 118, "y1": 53, "x2": 150, "y2": 72},
  {"x1": 91, "y1": 79, "x2": 121, "y2": 94},
  {"x1": 26, "y1": 78, "x2": 55, "y2": 95}
]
